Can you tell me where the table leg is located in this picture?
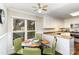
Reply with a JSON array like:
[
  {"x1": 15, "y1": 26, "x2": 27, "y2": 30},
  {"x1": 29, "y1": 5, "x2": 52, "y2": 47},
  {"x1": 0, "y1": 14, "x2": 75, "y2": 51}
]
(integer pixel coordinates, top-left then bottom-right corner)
[{"x1": 39, "y1": 45, "x2": 43, "y2": 55}]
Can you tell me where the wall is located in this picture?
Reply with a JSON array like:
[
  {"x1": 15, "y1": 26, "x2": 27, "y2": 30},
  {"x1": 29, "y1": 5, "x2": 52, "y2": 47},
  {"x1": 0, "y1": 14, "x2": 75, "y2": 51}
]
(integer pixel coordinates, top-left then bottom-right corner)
[
  {"x1": 43, "y1": 15, "x2": 79, "y2": 28},
  {"x1": 0, "y1": 4, "x2": 8, "y2": 54},
  {"x1": 35, "y1": 16, "x2": 43, "y2": 33},
  {"x1": 0, "y1": 33, "x2": 8, "y2": 54},
  {"x1": 0, "y1": 4, "x2": 8, "y2": 36},
  {"x1": 64, "y1": 16, "x2": 79, "y2": 28},
  {"x1": 43, "y1": 15, "x2": 64, "y2": 28}
]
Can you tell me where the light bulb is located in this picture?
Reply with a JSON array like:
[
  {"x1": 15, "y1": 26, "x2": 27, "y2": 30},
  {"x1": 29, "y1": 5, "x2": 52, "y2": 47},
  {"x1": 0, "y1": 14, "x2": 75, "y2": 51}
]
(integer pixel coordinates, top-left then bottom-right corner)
[
  {"x1": 38, "y1": 9, "x2": 42, "y2": 13},
  {"x1": 70, "y1": 11, "x2": 79, "y2": 16}
]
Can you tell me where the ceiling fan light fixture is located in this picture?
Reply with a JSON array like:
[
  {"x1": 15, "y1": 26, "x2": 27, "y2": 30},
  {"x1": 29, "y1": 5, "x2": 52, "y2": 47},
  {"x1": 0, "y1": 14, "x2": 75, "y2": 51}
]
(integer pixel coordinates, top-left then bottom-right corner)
[
  {"x1": 38, "y1": 9, "x2": 42, "y2": 13},
  {"x1": 33, "y1": 3, "x2": 48, "y2": 14}
]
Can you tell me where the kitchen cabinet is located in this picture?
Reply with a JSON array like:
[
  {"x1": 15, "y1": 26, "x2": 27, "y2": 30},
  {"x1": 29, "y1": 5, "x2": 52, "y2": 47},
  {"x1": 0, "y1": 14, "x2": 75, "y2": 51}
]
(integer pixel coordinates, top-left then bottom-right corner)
[{"x1": 56, "y1": 36, "x2": 74, "y2": 55}]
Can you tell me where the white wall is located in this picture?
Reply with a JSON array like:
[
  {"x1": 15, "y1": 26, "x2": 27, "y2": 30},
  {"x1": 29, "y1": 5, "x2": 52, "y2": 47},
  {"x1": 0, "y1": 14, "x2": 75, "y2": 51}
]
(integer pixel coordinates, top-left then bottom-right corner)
[
  {"x1": 64, "y1": 16, "x2": 79, "y2": 28},
  {"x1": 35, "y1": 16, "x2": 43, "y2": 33},
  {"x1": 0, "y1": 33, "x2": 8, "y2": 55},
  {"x1": 0, "y1": 4, "x2": 8, "y2": 36},
  {"x1": 0, "y1": 4, "x2": 8, "y2": 55},
  {"x1": 43, "y1": 15, "x2": 64, "y2": 28}
]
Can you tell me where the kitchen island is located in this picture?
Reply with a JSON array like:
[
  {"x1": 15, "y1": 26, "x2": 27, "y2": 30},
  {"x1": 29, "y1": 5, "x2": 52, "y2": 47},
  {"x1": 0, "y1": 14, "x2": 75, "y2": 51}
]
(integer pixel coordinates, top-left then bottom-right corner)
[{"x1": 56, "y1": 35, "x2": 74, "y2": 55}]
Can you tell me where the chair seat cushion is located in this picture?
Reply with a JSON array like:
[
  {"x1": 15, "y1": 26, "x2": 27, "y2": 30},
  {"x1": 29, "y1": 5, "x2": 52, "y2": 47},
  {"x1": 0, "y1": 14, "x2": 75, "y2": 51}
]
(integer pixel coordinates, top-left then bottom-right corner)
[
  {"x1": 23, "y1": 48, "x2": 41, "y2": 55},
  {"x1": 43, "y1": 48, "x2": 54, "y2": 55}
]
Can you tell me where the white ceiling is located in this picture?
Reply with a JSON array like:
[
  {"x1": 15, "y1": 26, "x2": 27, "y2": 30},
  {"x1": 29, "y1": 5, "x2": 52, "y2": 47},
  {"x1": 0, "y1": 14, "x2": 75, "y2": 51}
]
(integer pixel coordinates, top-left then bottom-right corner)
[{"x1": 4, "y1": 3, "x2": 79, "y2": 19}]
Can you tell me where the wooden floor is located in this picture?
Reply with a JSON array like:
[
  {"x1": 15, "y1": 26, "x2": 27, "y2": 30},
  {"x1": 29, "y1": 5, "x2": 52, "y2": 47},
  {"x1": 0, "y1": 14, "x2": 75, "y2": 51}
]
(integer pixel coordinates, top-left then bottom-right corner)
[{"x1": 74, "y1": 42, "x2": 79, "y2": 55}]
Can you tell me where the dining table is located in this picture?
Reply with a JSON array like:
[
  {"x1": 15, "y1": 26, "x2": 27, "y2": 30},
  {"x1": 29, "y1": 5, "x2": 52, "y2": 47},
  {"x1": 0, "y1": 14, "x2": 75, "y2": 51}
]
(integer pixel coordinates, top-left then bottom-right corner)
[{"x1": 21, "y1": 40, "x2": 50, "y2": 55}]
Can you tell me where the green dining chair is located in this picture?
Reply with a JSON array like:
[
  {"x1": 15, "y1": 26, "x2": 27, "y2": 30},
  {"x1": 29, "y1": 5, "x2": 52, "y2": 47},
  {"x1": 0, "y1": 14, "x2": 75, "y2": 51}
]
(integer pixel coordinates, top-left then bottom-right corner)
[
  {"x1": 43, "y1": 36, "x2": 57, "y2": 55},
  {"x1": 23, "y1": 33, "x2": 42, "y2": 55},
  {"x1": 14, "y1": 37, "x2": 41, "y2": 55},
  {"x1": 14, "y1": 37, "x2": 24, "y2": 54}
]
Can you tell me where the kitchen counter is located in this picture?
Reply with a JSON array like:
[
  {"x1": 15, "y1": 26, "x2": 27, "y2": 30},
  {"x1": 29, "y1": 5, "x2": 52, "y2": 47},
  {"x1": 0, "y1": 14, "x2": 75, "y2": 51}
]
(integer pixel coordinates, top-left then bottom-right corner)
[
  {"x1": 56, "y1": 35, "x2": 73, "y2": 39},
  {"x1": 44, "y1": 31, "x2": 72, "y2": 39},
  {"x1": 56, "y1": 35, "x2": 74, "y2": 55},
  {"x1": 70, "y1": 32, "x2": 79, "y2": 38}
]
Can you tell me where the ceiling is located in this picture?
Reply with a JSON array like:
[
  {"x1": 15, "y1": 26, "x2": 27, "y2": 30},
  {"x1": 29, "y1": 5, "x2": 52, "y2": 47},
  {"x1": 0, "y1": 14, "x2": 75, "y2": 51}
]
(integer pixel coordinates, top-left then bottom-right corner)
[{"x1": 4, "y1": 3, "x2": 79, "y2": 19}]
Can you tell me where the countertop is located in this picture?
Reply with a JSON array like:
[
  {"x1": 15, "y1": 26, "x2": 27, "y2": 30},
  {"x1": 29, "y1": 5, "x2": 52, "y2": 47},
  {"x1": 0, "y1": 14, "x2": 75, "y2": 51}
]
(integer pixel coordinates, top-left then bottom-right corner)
[{"x1": 56, "y1": 35, "x2": 73, "y2": 39}]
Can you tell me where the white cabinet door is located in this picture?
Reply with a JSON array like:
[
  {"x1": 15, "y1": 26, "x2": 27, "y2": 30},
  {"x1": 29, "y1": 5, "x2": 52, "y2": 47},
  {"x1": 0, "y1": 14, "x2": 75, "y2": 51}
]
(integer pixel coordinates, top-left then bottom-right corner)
[{"x1": 56, "y1": 36, "x2": 74, "y2": 55}]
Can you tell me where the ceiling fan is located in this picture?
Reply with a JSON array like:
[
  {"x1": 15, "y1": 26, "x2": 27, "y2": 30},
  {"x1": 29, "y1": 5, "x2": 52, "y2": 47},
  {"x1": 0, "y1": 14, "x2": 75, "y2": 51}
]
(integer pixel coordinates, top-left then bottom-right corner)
[{"x1": 33, "y1": 3, "x2": 48, "y2": 13}]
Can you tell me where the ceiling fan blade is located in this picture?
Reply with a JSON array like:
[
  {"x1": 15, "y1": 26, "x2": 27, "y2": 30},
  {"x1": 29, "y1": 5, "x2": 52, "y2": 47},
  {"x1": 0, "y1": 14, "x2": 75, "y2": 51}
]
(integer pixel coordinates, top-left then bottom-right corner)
[
  {"x1": 42, "y1": 9, "x2": 47, "y2": 11},
  {"x1": 33, "y1": 9, "x2": 38, "y2": 11},
  {"x1": 37, "y1": 3, "x2": 41, "y2": 8},
  {"x1": 32, "y1": 6, "x2": 37, "y2": 8},
  {"x1": 42, "y1": 5, "x2": 48, "y2": 8}
]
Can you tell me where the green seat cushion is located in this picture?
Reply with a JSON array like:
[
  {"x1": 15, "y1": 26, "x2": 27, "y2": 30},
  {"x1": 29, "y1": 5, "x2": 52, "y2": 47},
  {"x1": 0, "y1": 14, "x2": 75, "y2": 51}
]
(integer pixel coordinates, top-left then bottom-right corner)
[
  {"x1": 43, "y1": 48, "x2": 55, "y2": 55},
  {"x1": 23, "y1": 48, "x2": 41, "y2": 55}
]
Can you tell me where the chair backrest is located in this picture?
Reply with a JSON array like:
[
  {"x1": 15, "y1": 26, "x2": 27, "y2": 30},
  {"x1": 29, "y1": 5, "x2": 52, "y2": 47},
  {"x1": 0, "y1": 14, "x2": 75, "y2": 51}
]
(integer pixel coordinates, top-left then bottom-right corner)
[
  {"x1": 43, "y1": 34, "x2": 55, "y2": 48},
  {"x1": 42, "y1": 35, "x2": 57, "y2": 54},
  {"x1": 52, "y1": 36, "x2": 57, "y2": 47},
  {"x1": 35, "y1": 33, "x2": 42, "y2": 41},
  {"x1": 52, "y1": 36, "x2": 57, "y2": 53},
  {"x1": 14, "y1": 37, "x2": 23, "y2": 52}
]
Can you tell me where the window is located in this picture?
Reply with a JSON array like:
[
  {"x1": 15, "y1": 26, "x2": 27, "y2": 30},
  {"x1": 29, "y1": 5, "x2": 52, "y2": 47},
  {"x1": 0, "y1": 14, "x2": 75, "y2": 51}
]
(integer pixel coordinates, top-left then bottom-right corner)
[
  {"x1": 13, "y1": 19, "x2": 25, "y2": 40},
  {"x1": 13, "y1": 19, "x2": 35, "y2": 40},
  {"x1": 27, "y1": 20, "x2": 35, "y2": 39}
]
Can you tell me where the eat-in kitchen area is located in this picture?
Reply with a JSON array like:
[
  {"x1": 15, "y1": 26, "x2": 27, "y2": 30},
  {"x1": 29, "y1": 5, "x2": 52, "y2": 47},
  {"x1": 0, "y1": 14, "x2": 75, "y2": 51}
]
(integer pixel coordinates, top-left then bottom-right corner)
[{"x1": 0, "y1": 3, "x2": 79, "y2": 55}]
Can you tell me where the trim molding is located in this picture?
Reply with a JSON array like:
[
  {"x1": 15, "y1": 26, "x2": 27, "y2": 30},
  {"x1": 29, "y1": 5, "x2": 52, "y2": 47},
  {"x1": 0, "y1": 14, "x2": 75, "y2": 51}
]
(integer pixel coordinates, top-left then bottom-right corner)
[{"x1": 0, "y1": 33, "x2": 8, "y2": 39}]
